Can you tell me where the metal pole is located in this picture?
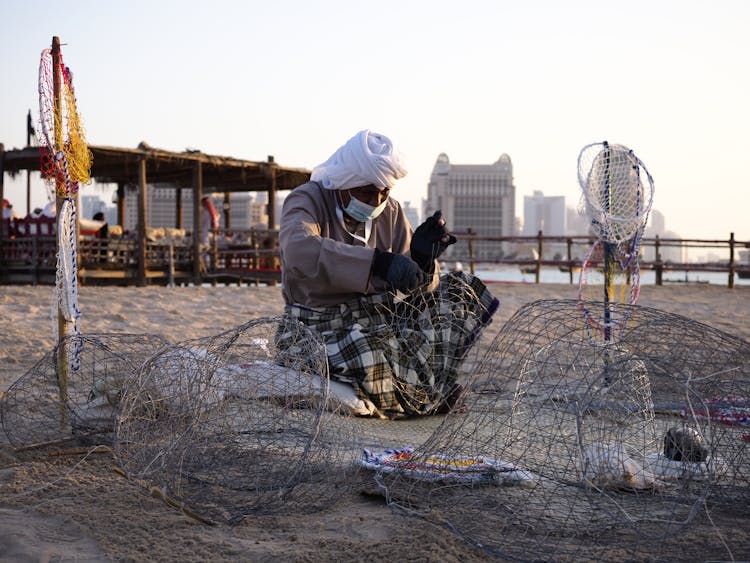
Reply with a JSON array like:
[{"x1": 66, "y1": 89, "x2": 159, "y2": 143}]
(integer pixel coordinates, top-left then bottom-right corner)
[
  {"x1": 602, "y1": 142, "x2": 613, "y2": 343},
  {"x1": 601, "y1": 142, "x2": 613, "y2": 385}
]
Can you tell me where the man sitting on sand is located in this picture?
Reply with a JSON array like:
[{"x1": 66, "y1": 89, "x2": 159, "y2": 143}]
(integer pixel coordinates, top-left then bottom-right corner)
[{"x1": 278, "y1": 129, "x2": 499, "y2": 418}]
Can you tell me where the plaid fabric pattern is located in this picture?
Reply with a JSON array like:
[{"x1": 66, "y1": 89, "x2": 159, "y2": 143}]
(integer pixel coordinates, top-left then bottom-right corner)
[{"x1": 278, "y1": 272, "x2": 499, "y2": 416}]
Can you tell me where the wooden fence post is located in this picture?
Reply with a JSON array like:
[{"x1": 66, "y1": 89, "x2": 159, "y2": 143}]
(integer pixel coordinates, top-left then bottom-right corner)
[
  {"x1": 116, "y1": 183, "x2": 125, "y2": 228},
  {"x1": 654, "y1": 234, "x2": 662, "y2": 286},
  {"x1": 728, "y1": 232, "x2": 735, "y2": 289},
  {"x1": 210, "y1": 235, "x2": 218, "y2": 287},
  {"x1": 175, "y1": 187, "x2": 183, "y2": 230},
  {"x1": 535, "y1": 230, "x2": 543, "y2": 284},
  {"x1": 567, "y1": 237, "x2": 573, "y2": 284},
  {"x1": 467, "y1": 228, "x2": 475, "y2": 275},
  {"x1": 137, "y1": 157, "x2": 147, "y2": 287},
  {"x1": 267, "y1": 156, "x2": 276, "y2": 230},
  {"x1": 192, "y1": 161, "x2": 203, "y2": 285}
]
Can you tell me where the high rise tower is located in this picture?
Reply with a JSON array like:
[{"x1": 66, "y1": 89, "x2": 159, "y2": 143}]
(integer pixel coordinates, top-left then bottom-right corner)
[{"x1": 424, "y1": 153, "x2": 515, "y2": 260}]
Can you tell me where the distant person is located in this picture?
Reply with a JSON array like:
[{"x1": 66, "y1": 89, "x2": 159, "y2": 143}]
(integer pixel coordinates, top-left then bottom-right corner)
[
  {"x1": 200, "y1": 196, "x2": 220, "y2": 271},
  {"x1": 200, "y1": 196, "x2": 220, "y2": 246},
  {"x1": 92, "y1": 211, "x2": 109, "y2": 239},
  {"x1": 1, "y1": 199, "x2": 17, "y2": 237},
  {"x1": 92, "y1": 211, "x2": 109, "y2": 261},
  {"x1": 2, "y1": 199, "x2": 19, "y2": 220},
  {"x1": 278, "y1": 129, "x2": 499, "y2": 418}
]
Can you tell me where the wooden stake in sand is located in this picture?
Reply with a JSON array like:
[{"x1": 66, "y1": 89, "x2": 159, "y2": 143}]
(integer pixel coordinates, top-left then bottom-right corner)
[
  {"x1": 42, "y1": 35, "x2": 91, "y2": 432},
  {"x1": 51, "y1": 35, "x2": 70, "y2": 432}
]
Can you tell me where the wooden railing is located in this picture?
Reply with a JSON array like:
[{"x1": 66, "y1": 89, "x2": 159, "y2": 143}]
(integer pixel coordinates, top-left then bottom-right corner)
[
  {"x1": 203, "y1": 228, "x2": 281, "y2": 285},
  {"x1": 449, "y1": 230, "x2": 750, "y2": 288},
  {"x1": 2, "y1": 224, "x2": 748, "y2": 287},
  {"x1": 0, "y1": 225, "x2": 282, "y2": 286}
]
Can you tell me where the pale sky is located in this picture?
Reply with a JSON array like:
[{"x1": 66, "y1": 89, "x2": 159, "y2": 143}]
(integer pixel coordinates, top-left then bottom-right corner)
[{"x1": 2, "y1": 0, "x2": 748, "y2": 242}]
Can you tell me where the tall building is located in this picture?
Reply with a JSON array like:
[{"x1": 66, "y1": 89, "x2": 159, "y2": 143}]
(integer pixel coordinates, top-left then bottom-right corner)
[
  {"x1": 522, "y1": 190, "x2": 566, "y2": 236},
  {"x1": 643, "y1": 209, "x2": 685, "y2": 263},
  {"x1": 80, "y1": 194, "x2": 114, "y2": 223},
  {"x1": 424, "y1": 153, "x2": 515, "y2": 260},
  {"x1": 566, "y1": 205, "x2": 591, "y2": 235},
  {"x1": 123, "y1": 187, "x2": 268, "y2": 231},
  {"x1": 649, "y1": 209, "x2": 666, "y2": 234},
  {"x1": 224, "y1": 192, "x2": 270, "y2": 230}
]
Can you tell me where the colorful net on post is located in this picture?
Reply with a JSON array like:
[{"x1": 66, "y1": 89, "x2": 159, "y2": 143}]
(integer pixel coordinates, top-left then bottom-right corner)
[
  {"x1": 36, "y1": 41, "x2": 92, "y2": 352},
  {"x1": 37, "y1": 47, "x2": 92, "y2": 197},
  {"x1": 576, "y1": 142, "x2": 654, "y2": 332}
]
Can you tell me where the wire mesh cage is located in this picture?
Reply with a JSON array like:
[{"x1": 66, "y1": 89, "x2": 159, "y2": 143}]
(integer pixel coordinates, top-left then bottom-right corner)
[
  {"x1": 0, "y1": 333, "x2": 169, "y2": 448},
  {"x1": 370, "y1": 299, "x2": 750, "y2": 561},
  {"x1": 114, "y1": 316, "x2": 363, "y2": 524},
  {"x1": 281, "y1": 271, "x2": 499, "y2": 418}
]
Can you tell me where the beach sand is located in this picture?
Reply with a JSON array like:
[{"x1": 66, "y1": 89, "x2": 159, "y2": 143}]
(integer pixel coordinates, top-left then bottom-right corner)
[{"x1": 0, "y1": 281, "x2": 748, "y2": 561}]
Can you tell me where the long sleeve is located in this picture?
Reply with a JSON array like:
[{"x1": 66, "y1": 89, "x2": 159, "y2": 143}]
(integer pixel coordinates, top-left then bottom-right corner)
[
  {"x1": 280, "y1": 187, "x2": 374, "y2": 305},
  {"x1": 280, "y1": 182, "x2": 434, "y2": 307}
]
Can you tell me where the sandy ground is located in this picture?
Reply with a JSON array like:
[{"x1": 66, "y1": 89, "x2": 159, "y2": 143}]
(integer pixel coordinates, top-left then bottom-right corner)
[{"x1": 0, "y1": 281, "x2": 748, "y2": 561}]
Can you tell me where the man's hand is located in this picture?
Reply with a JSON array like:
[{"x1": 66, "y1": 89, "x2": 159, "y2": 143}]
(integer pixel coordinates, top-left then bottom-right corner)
[
  {"x1": 371, "y1": 249, "x2": 425, "y2": 292},
  {"x1": 410, "y1": 210, "x2": 457, "y2": 273}
]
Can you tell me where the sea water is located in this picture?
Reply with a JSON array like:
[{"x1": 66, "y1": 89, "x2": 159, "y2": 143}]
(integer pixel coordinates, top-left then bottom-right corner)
[{"x1": 469, "y1": 266, "x2": 750, "y2": 287}]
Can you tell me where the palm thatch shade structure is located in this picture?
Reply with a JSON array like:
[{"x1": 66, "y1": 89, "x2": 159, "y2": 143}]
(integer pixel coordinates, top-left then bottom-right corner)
[{"x1": 0, "y1": 142, "x2": 311, "y2": 284}]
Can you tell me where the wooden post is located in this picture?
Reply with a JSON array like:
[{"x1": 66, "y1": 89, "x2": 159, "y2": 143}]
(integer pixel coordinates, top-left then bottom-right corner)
[
  {"x1": 137, "y1": 157, "x2": 147, "y2": 286},
  {"x1": 175, "y1": 187, "x2": 183, "y2": 230},
  {"x1": 210, "y1": 235, "x2": 218, "y2": 286},
  {"x1": 192, "y1": 161, "x2": 203, "y2": 285},
  {"x1": 167, "y1": 239, "x2": 175, "y2": 288},
  {"x1": 654, "y1": 234, "x2": 663, "y2": 286},
  {"x1": 467, "y1": 228, "x2": 475, "y2": 275},
  {"x1": 52, "y1": 36, "x2": 69, "y2": 431},
  {"x1": 567, "y1": 237, "x2": 573, "y2": 284},
  {"x1": 728, "y1": 232, "x2": 735, "y2": 289},
  {"x1": 535, "y1": 230, "x2": 543, "y2": 284},
  {"x1": 116, "y1": 183, "x2": 125, "y2": 228},
  {"x1": 223, "y1": 192, "x2": 231, "y2": 230},
  {"x1": 267, "y1": 156, "x2": 276, "y2": 229}
]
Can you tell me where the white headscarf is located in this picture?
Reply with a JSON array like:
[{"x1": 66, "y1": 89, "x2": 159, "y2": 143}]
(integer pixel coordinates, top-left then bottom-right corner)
[{"x1": 311, "y1": 129, "x2": 407, "y2": 190}]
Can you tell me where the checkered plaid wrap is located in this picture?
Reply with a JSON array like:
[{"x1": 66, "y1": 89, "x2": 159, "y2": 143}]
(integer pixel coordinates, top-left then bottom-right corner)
[{"x1": 278, "y1": 272, "x2": 499, "y2": 416}]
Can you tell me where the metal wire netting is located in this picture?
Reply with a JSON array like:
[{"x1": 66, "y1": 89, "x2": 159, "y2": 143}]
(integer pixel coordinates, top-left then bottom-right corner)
[
  {"x1": 0, "y1": 333, "x2": 169, "y2": 448},
  {"x1": 281, "y1": 271, "x2": 498, "y2": 418},
  {"x1": 372, "y1": 299, "x2": 750, "y2": 561},
  {"x1": 577, "y1": 142, "x2": 654, "y2": 245},
  {"x1": 114, "y1": 316, "x2": 363, "y2": 524}
]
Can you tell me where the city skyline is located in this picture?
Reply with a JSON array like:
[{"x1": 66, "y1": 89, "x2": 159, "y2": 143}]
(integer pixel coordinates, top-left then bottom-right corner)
[{"x1": 1, "y1": 1, "x2": 748, "y2": 243}]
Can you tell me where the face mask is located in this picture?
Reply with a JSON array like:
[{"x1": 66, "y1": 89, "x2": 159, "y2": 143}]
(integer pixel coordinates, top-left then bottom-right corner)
[{"x1": 342, "y1": 194, "x2": 388, "y2": 222}]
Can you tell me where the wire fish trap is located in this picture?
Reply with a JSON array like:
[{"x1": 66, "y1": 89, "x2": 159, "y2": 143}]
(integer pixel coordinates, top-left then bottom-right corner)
[
  {"x1": 0, "y1": 333, "x2": 169, "y2": 449},
  {"x1": 373, "y1": 299, "x2": 750, "y2": 562},
  {"x1": 577, "y1": 141, "x2": 653, "y2": 246},
  {"x1": 114, "y1": 316, "x2": 362, "y2": 524}
]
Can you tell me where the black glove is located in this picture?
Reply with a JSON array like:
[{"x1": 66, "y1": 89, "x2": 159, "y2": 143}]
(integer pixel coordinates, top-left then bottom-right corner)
[
  {"x1": 410, "y1": 210, "x2": 458, "y2": 273},
  {"x1": 371, "y1": 249, "x2": 425, "y2": 292}
]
